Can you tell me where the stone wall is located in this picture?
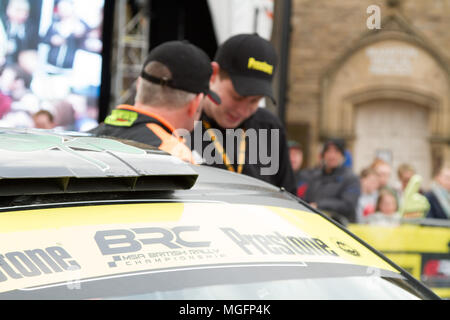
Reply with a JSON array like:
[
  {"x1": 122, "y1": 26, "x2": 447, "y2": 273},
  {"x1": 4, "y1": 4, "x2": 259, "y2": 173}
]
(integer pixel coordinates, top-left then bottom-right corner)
[{"x1": 287, "y1": 0, "x2": 450, "y2": 167}]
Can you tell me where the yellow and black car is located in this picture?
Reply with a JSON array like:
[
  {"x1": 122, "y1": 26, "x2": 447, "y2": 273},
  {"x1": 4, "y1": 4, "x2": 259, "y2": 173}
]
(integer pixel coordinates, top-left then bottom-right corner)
[{"x1": 0, "y1": 128, "x2": 440, "y2": 299}]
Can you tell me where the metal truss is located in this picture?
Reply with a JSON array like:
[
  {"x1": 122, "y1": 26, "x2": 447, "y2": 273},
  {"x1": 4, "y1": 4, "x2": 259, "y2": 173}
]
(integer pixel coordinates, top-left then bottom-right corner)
[{"x1": 111, "y1": 0, "x2": 150, "y2": 109}]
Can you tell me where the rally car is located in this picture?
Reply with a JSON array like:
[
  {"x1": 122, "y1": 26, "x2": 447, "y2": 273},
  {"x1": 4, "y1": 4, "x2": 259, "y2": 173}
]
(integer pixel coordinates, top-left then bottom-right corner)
[{"x1": 0, "y1": 128, "x2": 440, "y2": 300}]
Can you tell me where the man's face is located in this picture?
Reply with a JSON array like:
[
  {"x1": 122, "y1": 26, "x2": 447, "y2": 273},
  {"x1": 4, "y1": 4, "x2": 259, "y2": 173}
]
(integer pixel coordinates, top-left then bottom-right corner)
[
  {"x1": 361, "y1": 173, "x2": 379, "y2": 194},
  {"x1": 437, "y1": 168, "x2": 450, "y2": 191},
  {"x1": 33, "y1": 114, "x2": 54, "y2": 129},
  {"x1": 375, "y1": 164, "x2": 391, "y2": 188},
  {"x1": 322, "y1": 144, "x2": 344, "y2": 170},
  {"x1": 399, "y1": 169, "x2": 414, "y2": 188},
  {"x1": 208, "y1": 76, "x2": 262, "y2": 128},
  {"x1": 289, "y1": 148, "x2": 303, "y2": 172},
  {"x1": 7, "y1": 2, "x2": 30, "y2": 24}
]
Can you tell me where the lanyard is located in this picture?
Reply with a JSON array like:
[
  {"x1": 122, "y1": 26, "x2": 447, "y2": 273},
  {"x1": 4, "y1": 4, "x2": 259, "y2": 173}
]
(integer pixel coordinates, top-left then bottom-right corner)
[{"x1": 203, "y1": 120, "x2": 246, "y2": 174}]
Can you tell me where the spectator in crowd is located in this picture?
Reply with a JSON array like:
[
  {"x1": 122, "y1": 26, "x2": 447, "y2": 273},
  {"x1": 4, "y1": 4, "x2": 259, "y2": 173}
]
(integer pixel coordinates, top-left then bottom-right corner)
[
  {"x1": 395, "y1": 163, "x2": 429, "y2": 215},
  {"x1": 377, "y1": 188, "x2": 399, "y2": 215},
  {"x1": 3, "y1": 0, "x2": 39, "y2": 64},
  {"x1": 0, "y1": 65, "x2": 33, "y2": 128},
  {"x1": 356, "y1": 167, "x2": 379, "y2": 222},
  {"x1": 288, "y1": 140, "x2": 311, "y2": 198},
  {"x1": 90, "y1": 41, "x2": 219, "y2": 163},
  {"x1": 363, "y1": 188, "x2": 401, "y2": 225},
  {"x1": 343, "y1": 150, "x2": 353, "y2": 169},
  {"x1": 399, "y1": 173, "x2": 429, "y2": 219},
  {"x1": 51, "y1": 99, "x2": 76, "y2": 130},
  {"x1": 304, "y1": 138, "x2": 361, "y2": 223},
  {"x1": 42, "y1": 0, "x2": 90, "y2": 71},
  {"x1": 370, "y1": 158, "x2": 393, "y2": 191},
  {"x1": 0, "y1": 19, "x2": 7, "y2": 66},
  {"x1": 0, "y1": 63, "x2": 31, "y2": 100},
  {"x1": 191, "y1": 33, "x2": 296, "y2": 194},
  {"x1": 288, "y1": 140, "x2": 303, "y2": 172},
  {"x1": 425, "y1": 164, "x2": 450, "y2": 220},
  {"x1": 32, "y1": 109, "x2": 55, "y2": 129},
  {"x1": 397, "y1": 163, "x2": 417, "y2": 192},
  {"x1": 0, "y1": 64, "x2": 34, "y2": 126},
  {"x1": 0, "y1": 91, "x2": 12, "y2": 119}
]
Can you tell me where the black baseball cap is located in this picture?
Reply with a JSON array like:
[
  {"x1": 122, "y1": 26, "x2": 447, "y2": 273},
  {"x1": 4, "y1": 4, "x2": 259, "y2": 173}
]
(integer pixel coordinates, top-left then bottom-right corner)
[
  {"x1": 140, "y1": 41, "x2": 221, "y2": 105},
  {"x1": 322, "y1": 138, "x2": 346, "y2": 156},
  {"x1": 215, "y1": 33, "x2": 277, "y2": 103}
]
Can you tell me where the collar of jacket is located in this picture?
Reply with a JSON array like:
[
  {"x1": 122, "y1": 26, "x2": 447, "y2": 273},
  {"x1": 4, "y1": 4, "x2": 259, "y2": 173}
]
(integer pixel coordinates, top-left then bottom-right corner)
[
  {"x1": 322, "y1": 164, "x2": 346, "y2": 176},
  {"x1": 117, "y1": 105, "x2": 176, "y2": 133}
]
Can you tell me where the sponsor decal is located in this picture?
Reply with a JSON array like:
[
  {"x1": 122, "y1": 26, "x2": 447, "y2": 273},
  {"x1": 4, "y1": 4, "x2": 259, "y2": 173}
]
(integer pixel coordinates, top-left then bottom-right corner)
[
  {"x1": 104, "y1": 109, "x2": 138, "y2": 127},
  {"x1": 334, "y1": 240, "x2": 361, "y2": 257},
  {"x1": 0, "y1": 246, "x2": 80, "y2": 282},
  {"x1": 220, "y1": 227, "x2": 339, "y2": 257},
  {"x1": 247, "y1": 57, "x2": 273, "y2": 75},
  {"x1": 95, "y1": 226, "x2": 217, "y2": 268}
]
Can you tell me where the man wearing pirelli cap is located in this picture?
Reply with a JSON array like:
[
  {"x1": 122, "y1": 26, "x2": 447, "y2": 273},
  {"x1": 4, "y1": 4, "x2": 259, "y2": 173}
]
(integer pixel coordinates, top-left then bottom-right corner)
[
  {"x1": 90, "y1": 40, "x2": 220, "y2": 163},
  {"x1": 191, "y1": 33, "x2": 296, "y2": 194}
]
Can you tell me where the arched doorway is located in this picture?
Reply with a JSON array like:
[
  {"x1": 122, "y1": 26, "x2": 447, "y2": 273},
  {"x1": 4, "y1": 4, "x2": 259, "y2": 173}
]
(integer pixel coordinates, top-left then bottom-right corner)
[
  {"x1": 319, "y1": 16, "x2": 450, "y2": 181},
  {"x1": 353, "y1": 99, "x2": 431, "y2": 187}
]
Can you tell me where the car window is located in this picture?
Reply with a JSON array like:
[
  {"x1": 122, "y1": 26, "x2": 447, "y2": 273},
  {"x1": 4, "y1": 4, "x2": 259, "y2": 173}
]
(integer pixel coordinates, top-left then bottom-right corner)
[
  {"x1": 114, "y1": 277, "x2": 420, "y2": 300},
  {"x1": 1, "y1": 264, "x2": 422, "y2": 300}
]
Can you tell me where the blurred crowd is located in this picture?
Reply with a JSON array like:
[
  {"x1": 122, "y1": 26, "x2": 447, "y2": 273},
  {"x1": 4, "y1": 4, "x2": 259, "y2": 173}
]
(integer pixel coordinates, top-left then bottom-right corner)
[
  {"x1": 0, "y1": 0, "x2": 103, "y2": 132},
  {"x1": 289, "y1": 139, "x2": 450, "y2": 225}
]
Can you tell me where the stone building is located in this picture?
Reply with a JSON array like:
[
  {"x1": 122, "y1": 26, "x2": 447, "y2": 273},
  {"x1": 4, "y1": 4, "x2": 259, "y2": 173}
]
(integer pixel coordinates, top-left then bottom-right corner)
[{"x1": 286, "y1": 0, "x2": 450, "y2": 186}]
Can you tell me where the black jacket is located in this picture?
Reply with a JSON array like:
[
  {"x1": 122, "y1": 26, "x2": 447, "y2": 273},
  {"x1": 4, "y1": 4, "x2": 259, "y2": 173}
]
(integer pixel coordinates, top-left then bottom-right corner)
[
  {"x1": 191, "y1": 108, "x2": 297, "y2": 194},
  {"x1": 4, "y1": 20, "x2": 39, "y2": 64},
  {"x1": 425, "y1": 191, "x2": 449, "y2": 220},
  {"x1": 89, "y1": 105, "x2": 174, "y2": 147},
  {"x1": 89, "y1": 105, "x2": 196, "y2": 164},
  {"x1": 304, "y1": 165, "x2": 361, "y2": 222},
  {"x1": 42, "y1": 20, "x2": 89, "y2": 69}
]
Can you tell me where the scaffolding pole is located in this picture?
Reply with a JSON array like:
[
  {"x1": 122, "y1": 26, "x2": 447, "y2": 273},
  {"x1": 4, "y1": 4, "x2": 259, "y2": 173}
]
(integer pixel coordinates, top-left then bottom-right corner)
[{"x1": 111, "y1": 0, "x2": 150, "y2": 110}]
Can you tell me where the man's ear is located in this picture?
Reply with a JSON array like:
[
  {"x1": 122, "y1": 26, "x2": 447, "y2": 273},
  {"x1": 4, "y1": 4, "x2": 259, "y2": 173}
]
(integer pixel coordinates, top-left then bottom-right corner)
[
  {"x1": 187, "y1": 93, "x2": 204, "y2": 117},
  {"x1": 136, "y1": 77, "x2": 141, "y2": 90},
  {"x1": 210, "y1": 62, "x2": 220, "y2": 84}
]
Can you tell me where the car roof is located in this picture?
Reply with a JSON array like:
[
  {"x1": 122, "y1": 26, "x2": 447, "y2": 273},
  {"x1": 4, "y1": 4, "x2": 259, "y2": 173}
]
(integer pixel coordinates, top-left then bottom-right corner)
[
  {"x1": 0, "y1": 128, "x2": 198, "y2": 195},
  {"x1": 0, "y1": 128, "x2": 295, "y2": 209}
]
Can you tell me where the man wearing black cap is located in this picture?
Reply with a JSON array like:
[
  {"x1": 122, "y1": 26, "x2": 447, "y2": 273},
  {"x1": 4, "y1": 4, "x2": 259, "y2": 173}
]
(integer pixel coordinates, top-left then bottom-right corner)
[
  {"x1": 191, "y1": 33, "x2": 296, "y2": 194},
  {"x1": 303, "y1": 138, "x2": 361, "y2": 223},
  {"x1": 90, "y1": 41, "x2": 220, "y2": 163}
]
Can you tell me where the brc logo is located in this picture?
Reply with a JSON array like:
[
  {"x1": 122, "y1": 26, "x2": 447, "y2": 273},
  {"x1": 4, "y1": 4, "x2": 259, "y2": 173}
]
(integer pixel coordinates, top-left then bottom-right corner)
[{"x1": 95, "y1": 226, "x2": 211, "y2": 255}]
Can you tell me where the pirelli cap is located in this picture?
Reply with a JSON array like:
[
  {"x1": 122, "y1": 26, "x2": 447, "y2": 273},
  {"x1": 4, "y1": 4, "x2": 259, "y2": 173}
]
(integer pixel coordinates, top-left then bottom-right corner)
[
  {"x1": 215, "y1": 33, "x2": 277, "y2": 103},
  {"x1": 141, "y1": 41, "x2": 221, "y2": 105}
]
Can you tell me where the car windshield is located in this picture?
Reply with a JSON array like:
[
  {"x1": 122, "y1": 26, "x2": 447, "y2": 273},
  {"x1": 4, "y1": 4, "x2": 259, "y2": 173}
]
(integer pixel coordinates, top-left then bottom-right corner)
[
  {"x1": 1, "y1": 263, "x2": 425, "y2": 300},
  {"x1": 119, "y1": 277, "x2": 419, "y2": 300}
]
